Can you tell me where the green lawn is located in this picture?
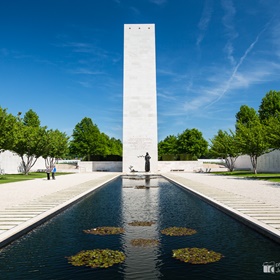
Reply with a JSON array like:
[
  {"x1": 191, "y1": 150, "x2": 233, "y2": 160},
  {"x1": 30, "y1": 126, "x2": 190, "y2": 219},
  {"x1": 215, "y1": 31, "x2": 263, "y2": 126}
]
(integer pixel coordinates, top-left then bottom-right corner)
[
  {"x1": 0, "y1": 172, "x2": 71, "y2": 184},
  {"x1": 213, "y1": 171, "x2": 280, "y2": 182}
]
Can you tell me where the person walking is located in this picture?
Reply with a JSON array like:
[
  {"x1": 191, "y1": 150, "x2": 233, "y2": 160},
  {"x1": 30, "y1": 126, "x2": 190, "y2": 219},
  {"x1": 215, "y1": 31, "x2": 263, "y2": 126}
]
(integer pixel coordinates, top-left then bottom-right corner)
[
  {"x1": 46, "y1": 166, "x2": 51, "y2": 180},
  {"x1": 51, "y1": 166, "x2": 56, "y2": 180}
]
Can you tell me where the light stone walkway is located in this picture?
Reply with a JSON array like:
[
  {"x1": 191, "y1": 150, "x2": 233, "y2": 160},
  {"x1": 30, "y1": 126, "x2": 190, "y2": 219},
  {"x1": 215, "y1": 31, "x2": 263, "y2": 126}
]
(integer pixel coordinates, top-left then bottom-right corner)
[
  {"x1": 0, "y1": 172, "x2": 120, "y2": 248},
  {"x1": 1, "y1": 171, "x2": 280, "y2": 248},
  {"x1": 162, "y1": 172, "x2": 280, "y2": 244}
]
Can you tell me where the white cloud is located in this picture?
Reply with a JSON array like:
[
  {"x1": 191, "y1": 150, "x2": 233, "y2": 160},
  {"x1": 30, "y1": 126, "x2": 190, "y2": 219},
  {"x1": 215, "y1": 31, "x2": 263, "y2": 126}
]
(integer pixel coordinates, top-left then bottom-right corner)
[
  {"x1": 196, "y1": 0, "x2": 213, "y2": 47},
  {"x1": 271, "y1": 20, "x2": 280, "y2": 57},
  {"x1": 72, "y1": 68, "x2": 104, "y2": 75},
  {"x1": 77, "y1": 81, "x2": 92, "y2": 88},
  {"x1": 205, "y1": 22, "x2": 270, "y2": 108},
  {"x1": 221, "y1": 0, "x2": 238, "y2": 65}
]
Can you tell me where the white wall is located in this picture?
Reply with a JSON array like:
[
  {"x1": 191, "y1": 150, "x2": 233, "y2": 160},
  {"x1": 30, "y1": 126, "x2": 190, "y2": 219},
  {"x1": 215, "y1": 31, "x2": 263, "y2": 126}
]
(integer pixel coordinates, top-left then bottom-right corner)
[
  {"x1": 234, "y1": 155, "x2": 253, "y2": 171},
  {"x1": 0, "y1": 150, "x2": 45, "y2": 174},
  {"x1": 3, "y1": 150, "x2": 280, "y2": 174},
  {"x1": 158, "y1": 161, "x2": 203, "y2": 172},
  {"x1": 256, "y1": 150, "x2": 280, "y2": 173},
  {"x1": 233, "y1": 150, "x2": 280, "y2": 172},
  {"x1": 91, "y1": 162, "x2": 122, "y2": 172}
]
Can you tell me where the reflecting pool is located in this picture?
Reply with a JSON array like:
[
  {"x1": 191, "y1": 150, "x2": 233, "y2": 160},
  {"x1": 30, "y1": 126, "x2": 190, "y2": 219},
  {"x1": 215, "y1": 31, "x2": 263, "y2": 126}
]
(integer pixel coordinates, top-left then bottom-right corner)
[{"x1": 0, "y1": 176, "x2": 279, "y2": 279}]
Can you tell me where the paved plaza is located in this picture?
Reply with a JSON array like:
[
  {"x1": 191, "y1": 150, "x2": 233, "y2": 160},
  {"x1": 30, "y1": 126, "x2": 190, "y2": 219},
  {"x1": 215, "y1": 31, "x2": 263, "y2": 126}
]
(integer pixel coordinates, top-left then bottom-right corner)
[{"x1": 0, "y1": 172, "x2": 280, "y2": 248}]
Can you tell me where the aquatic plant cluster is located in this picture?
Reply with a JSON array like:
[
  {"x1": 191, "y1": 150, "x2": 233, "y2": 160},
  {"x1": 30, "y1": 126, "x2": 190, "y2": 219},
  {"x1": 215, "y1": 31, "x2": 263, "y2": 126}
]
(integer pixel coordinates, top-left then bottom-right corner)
[
  {"x1": 172, "y1": 248, "x2": 224, "y2": 264},
  {"x1": 161, "y1": 226, "x2": 197, "y2": 236},
  {"x1": 67, "y1": 249, "x2": 125, "y2": 268},
  {"x1": 83, "y1": 227, "x2": 124, "y2": 235},
  {"x1": 67, "y1": 222, "x2": 224, "y2": 268},
  {"x1": 134, "y1": 185, "x2": 150, "y2": 189}
]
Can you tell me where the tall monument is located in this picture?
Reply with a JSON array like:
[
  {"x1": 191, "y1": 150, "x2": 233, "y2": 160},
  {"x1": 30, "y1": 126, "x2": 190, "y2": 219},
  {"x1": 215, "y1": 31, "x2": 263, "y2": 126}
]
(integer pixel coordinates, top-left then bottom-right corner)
[{"x1": 123, "y1": 24, "x2": 158, "y2": 173}]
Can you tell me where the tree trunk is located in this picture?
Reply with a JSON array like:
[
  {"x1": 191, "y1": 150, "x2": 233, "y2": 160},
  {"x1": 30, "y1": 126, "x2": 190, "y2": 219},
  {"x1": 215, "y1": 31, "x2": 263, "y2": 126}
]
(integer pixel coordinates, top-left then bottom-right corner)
[
  {"x1": 225, "y1": 156, "x2": 238, "y2": 172},
  {"x1": 250, "y1": 155, "x2": 258, "y2": 174}
]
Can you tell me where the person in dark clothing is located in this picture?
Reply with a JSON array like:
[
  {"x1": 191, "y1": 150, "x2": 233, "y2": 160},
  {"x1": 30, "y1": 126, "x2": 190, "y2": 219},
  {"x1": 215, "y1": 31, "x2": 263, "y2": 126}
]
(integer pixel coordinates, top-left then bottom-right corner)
[{"x1": 46, "y1": 166, "x2": 51, "y2": 180}]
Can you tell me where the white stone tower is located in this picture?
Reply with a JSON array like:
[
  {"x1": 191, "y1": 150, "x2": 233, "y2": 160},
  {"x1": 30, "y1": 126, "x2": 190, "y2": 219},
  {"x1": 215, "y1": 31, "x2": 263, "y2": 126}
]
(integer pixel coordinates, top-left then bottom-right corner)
[{"x1": 123, "y1": 24, "x2": 158, "y2": 173}]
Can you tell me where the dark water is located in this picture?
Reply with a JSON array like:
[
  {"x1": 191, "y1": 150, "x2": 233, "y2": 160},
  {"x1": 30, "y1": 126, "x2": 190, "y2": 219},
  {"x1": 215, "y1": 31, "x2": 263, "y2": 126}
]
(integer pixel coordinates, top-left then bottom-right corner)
[{"x1": 0, "y1": 176, "x2": 279, "y2": 280}]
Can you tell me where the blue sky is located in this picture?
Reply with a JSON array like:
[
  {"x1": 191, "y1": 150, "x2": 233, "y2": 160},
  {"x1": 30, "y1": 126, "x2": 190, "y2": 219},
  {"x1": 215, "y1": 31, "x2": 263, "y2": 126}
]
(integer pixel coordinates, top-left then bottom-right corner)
[{"x1": 1, "y1": 0, "x2": 280, "y2": 143}]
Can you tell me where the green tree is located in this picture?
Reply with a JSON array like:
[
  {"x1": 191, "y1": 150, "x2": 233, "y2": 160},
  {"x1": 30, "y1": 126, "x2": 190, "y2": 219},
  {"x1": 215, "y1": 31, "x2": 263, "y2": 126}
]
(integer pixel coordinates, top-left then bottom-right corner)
[
  {"x1": 23, "y1": 109, "x2": 41, "y2": 127},
  {"x1": 177, "y1": 128, "x2": 208, "y2": 159},
  {"x1": 235, "y1": 119, "x2": 269, "y2": 174},
  {"x1": 12, "y1": 110, "x2": 47, "y2": 174},
  {"x1": 259, "y1": 90, "x2": 280, "y2": 121},
  {"x1": 98, "y1": 133, "x2": 111, "y2": 157},
  {"x1": 0, "y1": 107, "x2": 17, "y2": 152},
  {"x1": 42, "y1": 129, "x2": 69, "y2": 168},
  {"x1": 158, "y1": 135, "x2": 178, "y2": 160},
  {"x1": 210, "y1": 130, "x2": 239, "y2": 172},
  {"x1": 235, "y1": 105, "x2": 258, "y2": 127},
  {"x1": 265, "y1": 117, "x2": 280, "y2": 151},
  {"x1": 69, "y1": 117, "x2": 102, "y2": 160},
  {"x1": 108, "y1": 137, "x2": 122, "y2": 157}
]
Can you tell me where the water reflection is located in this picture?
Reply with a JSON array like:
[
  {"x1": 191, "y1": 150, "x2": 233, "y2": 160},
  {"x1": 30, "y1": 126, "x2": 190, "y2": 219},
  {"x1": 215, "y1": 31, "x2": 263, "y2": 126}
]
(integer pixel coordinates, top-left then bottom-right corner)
[{"x1": 121, "y1": 175, "x2": 162, "y2": 279}]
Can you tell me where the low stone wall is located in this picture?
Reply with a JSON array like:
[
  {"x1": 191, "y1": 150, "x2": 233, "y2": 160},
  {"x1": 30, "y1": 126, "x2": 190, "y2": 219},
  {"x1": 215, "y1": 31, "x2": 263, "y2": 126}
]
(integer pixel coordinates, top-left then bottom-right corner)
[
  {"x1": 158, "y1": 161, "x2": 203, "y2": 172},
  {"x1": 79, "y1": 161, "x2": 121, "y2": 172},
  {"x1": 257, "y1": 150, "x2": 280, "y2": 173},
  {"x1": 91, "y1": 161, "x2": 122, "y2": 172},
  {"x1": 234, "y1": 150, "x2": 280, "y2": 173},
  {"x1": 2, "y1": 149, "x2": 280, "y2": 174},
  {"x1": 79, "y1": 161, "x2": 204, "y2": 173},
  {"x1": 0, "y1": 151, "x2": 45, "y2": 174}
]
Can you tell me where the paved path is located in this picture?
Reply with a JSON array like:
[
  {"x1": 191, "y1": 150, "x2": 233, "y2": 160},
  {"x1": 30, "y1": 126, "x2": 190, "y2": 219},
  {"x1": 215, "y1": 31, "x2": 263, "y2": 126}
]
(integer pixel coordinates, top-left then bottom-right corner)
[
  {"x1": 163, "y1": 172, "x2": 280, "y2": 244},
  {"x1": 1, "y1": 172, "x2": 280, "y2": 248},
  {"x1": 0, "y1": 173, "x2": 119, "y2": 248}
]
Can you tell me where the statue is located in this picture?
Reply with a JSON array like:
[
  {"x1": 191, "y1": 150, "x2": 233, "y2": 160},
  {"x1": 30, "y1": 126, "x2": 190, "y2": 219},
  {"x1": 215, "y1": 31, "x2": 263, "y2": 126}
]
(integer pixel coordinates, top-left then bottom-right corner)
[{"x1": 145, "y1": 152, "x2": 151, "y2": 172}]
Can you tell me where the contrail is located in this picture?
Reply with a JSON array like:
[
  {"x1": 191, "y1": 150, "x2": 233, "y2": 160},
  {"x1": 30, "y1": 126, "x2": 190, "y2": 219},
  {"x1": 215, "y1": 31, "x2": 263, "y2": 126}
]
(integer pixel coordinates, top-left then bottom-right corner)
[{"x1": 205, "y1": 22, "x2": 270, "y2": 109}]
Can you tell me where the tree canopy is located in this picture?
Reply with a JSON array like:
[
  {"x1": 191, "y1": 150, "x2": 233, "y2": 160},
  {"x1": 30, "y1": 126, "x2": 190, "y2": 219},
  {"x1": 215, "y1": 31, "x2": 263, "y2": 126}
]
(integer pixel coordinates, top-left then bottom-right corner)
[
  {"x1": 209, "y1": 90, "x2": 280, "y2": 173},
  {"x1": 177, "y1": 128, "x2": 208, "y2": 159},
  {"x1": 11, "y1": 110, "x2": 47, "y2": 174},
  {"x1": 158, "y1": 135, "x2": 178, "y2": 160},
  {"x1": 209, "y1": 130, "x2": 239, "y2": 172},
  {"x1": 158, "y1": 129, "x2": 208, "y2": 161},
  {"x1": 259, "y1": 90, "x2": 280, "y2": 121},
  {"x1": 235, "y1": 105, "x2": 258, "y2": 127},
  {"x1": 69, "y1": 117, "x2": 122, "y2": 161},
  {"x1": 42, "y1": 129, "x2": 69, "y2": 168},
  {"x1": 0, "y1": 107, "x2": 17, "y2": 152},
  {"x1": 0, "y1": 108, "x2": 69, "y2": 174},
  {"x1": 235, "y1": 118, "x2": 269, "y2": 174}
]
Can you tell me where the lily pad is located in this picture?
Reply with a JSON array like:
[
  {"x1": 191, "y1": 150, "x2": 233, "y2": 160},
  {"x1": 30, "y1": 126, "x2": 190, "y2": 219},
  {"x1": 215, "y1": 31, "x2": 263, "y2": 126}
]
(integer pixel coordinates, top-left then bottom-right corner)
[
  {"x1": 67, "y1": 249, "x2": 126, "y2": 268},
  {"x1": 130, "y1": 238, "x2": 159, "y2": 247},
  {"x1": 161, "y1": 227, "x2": 197, "y2": 236},
  {"x1": 128, "y1": 221, "x2": 155, "y2": 226},
  {"x1": 135, "y1": 185, "x2": 150, "y2": 189},
  {"x1": 172, "y1": 247, "x2": 223, "y2": 264},
  {"x1": 83, "y1": 227, "x2": 124, "y2": 235}
]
